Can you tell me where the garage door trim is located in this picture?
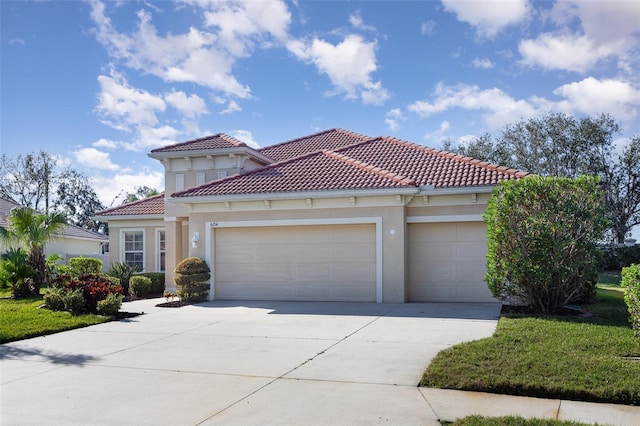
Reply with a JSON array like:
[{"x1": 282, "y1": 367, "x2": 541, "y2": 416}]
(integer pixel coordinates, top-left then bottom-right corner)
[{"x1": 205, "y1": 217, "x2": 383, "y2": 303}]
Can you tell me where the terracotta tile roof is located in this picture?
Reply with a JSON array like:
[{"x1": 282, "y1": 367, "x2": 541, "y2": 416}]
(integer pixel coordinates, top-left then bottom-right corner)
[
  {"x1": 258, "y1": 128, "x2": 370, "y2": 162},
  {"x1": 150, "y1": 134, "x2": 246, "y2": 154},
  {"x1": 95, "y1": 193, "x2": 165, "y2": 217},
  {"x1": 336, "y1": 137, "x2": 528, "y2": 188},
  {"x1": 173, "y1": 149, "x2": 416, "y2": 197},
  {"x1": 173, "y1": 137, "x2": 527, "y2": 198}
]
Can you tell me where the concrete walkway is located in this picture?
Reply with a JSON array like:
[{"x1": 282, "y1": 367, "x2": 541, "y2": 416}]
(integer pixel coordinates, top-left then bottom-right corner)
[{"x1": 1, "y1": 298, "x2": 638, "y2": 425}]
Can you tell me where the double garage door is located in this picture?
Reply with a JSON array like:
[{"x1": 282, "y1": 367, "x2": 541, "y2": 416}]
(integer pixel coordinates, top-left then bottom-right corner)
[
  {"x1": 408, "y1": 222, "x2": 495, "y2": 302},
  {"x1": 213, "y1": 224, "x2": 377, "y2": 302},
  {"x1": 211, "y1": 221, "x2": 493, "y2": 303}
]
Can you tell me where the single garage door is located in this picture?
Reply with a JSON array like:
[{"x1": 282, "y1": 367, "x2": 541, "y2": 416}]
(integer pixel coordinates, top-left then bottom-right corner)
[
  {"x1": 408, "y1": 222, "x2": 495, "y2": 302},
  {"x1": 214, "y1": 224, "x2": 376, "y2": 301}
]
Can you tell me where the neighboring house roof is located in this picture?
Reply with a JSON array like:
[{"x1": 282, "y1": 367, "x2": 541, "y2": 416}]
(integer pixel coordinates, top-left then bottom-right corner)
[
  {"x1": 95, "y1": 193, "x2": 165, "y2": 217},
  {"x1": 173, "y1": 136, "x2": 527, "y2": 199},
  {"x1": 0, "y1": 197, "x2": 107, "y2": 242},
  {"x1": 258, "y1": 128, "x2": 370, "y2": 162}
]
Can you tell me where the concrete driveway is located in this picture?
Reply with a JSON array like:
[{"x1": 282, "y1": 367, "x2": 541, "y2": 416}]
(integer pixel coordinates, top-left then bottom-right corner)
[{"x1": 1, "y1": 299, "x2": 500, "y2": 425}]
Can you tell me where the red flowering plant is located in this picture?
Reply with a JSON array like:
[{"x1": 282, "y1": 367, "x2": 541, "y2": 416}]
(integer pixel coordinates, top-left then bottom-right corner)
[{"x1": 52, "y1": 273, "x2": 123, "y2": 314}]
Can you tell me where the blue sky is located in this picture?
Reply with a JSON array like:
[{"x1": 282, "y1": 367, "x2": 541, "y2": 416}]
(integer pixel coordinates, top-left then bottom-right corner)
[{"x1": 2, "y1": 0, "x2": 639, "y2": 211}]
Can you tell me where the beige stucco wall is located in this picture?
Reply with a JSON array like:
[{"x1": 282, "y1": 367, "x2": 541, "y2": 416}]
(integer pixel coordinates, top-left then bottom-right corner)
[{"x1": 106, "y1": 219, "x2": 165, "y2": 274}]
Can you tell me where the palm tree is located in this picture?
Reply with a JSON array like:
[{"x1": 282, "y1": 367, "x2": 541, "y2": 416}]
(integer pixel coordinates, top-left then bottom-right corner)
[{"x1": 0, "y1": 206, "x2": 67, "y2": 295}]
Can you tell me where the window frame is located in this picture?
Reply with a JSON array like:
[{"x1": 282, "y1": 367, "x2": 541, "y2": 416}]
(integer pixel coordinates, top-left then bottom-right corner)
[
  {"x1": 156, "y1": 228, "x2": 166, "y2": 272},
  {"x1": 120, "y1": 229, "x2": 145, "y2": 272}
]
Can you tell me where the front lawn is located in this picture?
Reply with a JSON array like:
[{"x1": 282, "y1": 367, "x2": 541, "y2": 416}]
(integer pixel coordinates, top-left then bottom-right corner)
[
  {"x1": 450, "y1": 415, "x2": 592, "y2": 426},
  {"x1": 421, "y1": 273, "x2": 640, "y2": 405},
  {"x1": 0, "y1": 294, "x2": 108, "y2": 344}
]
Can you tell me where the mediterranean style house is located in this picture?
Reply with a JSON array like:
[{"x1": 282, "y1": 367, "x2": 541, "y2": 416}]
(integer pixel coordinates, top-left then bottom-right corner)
[{"x1": 95, "y1": 128, "x2": 527, "y2": 303}]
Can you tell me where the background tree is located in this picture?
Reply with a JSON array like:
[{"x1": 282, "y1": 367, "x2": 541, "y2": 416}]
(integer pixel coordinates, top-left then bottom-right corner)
[
  {"x1": 443, "y1": 113, "x2": 638, "y2": 243},
  {"x1": 53, "y1": 169, "x2": 106, "y2": 233},
  {"x1": 0, "y1": 151, "x2": 106, "y2": 233},
  {"x1": 484, "y1": 176, "x2": 607, "y2": 313},
  {"x1": 121, "y1": 186, "x2": 160, "y2": 204},
  {"x1": 0, "y1": 207, "x2": 67, "y2": 296},
  {"x1": 0, "y1": 151, "x2": 56, "y2": 212}
]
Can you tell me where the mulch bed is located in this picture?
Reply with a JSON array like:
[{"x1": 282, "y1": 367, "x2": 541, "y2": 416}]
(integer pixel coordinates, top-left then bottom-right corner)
[{"x1": 155, "y1": 300, "x2": 191, "y2": 308}]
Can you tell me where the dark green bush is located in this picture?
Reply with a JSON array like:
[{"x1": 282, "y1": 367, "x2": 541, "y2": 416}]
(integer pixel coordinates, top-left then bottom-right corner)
[
  {"x1": 66, "y1": 256, "x2": 103, "y2": 276},
  {"x1": 138, "y1": 272, "x2": 165, "y2": 294},
  {"x1": 62, "y1": 289, "x2": 85, "y2": 315},
  {"x1": 621, "y1": 264, "x2": 640, "y2": 338},
  {"x1": 484, "y1": 176, "x2": 607, "y2": 313},
  {"x1": 129, "y1": 275, "x2": 152, "y2": 299},
  {"x1": 51, "y1": 273, "x2": 123, "y2": 314},
  {"x1": 600, "y1": 245, "x2": 640, "y2": 270},
  {"x1": 107, "y1": 262, "x2": 140, "y2": 295},
  {"x1": 174, "y1": 257, "x2": 210, "y2": 303},
  {"x1": 97, "y1": 293, "x2": 123, "y2": 316},
  {"x1": 43, "y1": 287, "x2": 65, "y2": 311}
]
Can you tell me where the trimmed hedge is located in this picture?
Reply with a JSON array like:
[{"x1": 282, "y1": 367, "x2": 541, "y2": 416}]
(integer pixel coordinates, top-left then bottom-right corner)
[
  {"x1": 621, "y1": 264, "x2": 640, "y2": 338},
  {"x1": 137, "y1": 272, "x2": 165, "y2": 295}
]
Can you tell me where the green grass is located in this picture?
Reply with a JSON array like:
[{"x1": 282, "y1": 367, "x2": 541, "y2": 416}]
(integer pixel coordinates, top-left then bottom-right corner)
[
  {"x1": 448, "y1": 415, "x2": 594, "y2": 426},
  {"x1": 422, "y1": 272, "x2": 640, "y2": 406},
  {"x1": 0, "y1": 294, "x2": 108, "y2": 344}
]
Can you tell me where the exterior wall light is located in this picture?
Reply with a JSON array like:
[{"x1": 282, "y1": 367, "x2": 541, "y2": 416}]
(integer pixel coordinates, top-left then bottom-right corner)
[{"x1": 192, "y1": 231, "x2": 200, "y2": 248}]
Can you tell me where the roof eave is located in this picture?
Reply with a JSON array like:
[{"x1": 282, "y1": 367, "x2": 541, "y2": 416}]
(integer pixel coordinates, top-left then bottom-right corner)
[
  {"x1": 168, "y1": 187, "x2": 420, "y2": 204},
  {"x1": 93, "y1": 214, "x2": 165, "y2": 221},
  {"x1": 148, "y1": 146, "x2": 273, "y2": 164},
  {"x1": 418, "y1": 185, "x2": 496, "y2": 195}
]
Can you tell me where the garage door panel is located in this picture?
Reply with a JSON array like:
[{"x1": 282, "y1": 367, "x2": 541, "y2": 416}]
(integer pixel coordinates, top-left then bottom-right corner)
[
  {"x1": 214, "y1": 224, "x2": 376, "y2": 302},
  {"x1": 409, "y1": 222, "x2": 495, "y2": 303}
]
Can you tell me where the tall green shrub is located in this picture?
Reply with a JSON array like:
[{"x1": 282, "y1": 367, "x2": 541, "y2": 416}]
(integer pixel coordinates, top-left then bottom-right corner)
[
  {"x1": 66, "y1": 256, "x2": 103, "y2": 276},
  {"x1": 621, "y1": 264, "x2": 640, "y2": 338},
  {"x1": 484, "y1": 176, "x2": 607, "y2": 313},
  {"x1": 107, "y1": 262, "x2": 139, "y2": 295},
  {"x1": 129, "y1": 275, "x2": 152, "y2": 299},
  {"x1": 174, "y1": 257, "x2": 210, "y2": 303}
]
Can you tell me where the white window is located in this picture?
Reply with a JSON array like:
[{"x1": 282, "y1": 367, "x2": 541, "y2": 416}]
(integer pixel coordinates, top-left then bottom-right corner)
[
  {"x1": 157, "y1": 229, "x2": 166, "y2": 272},
  {"x1": 196, "y1": 172, "x2": 206, "y2": 185},
  {"x1": 123, "y1": 230, "x2": 144, "y2": 271},
  {"x1": 217, "y1": 171, "x2": 227, "y2": 179},
  {"x1": 176, "y1": 173, "x2": 184, "y2": 191}
]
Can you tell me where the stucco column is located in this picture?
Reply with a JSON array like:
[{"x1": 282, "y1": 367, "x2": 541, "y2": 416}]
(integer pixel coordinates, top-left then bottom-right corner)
[
  {"x1": 164, "y1": 217, "x2": 188, "y2": 292},
  {"x1": 381, "y1": 205, "x2": 408, "y2": 303}
]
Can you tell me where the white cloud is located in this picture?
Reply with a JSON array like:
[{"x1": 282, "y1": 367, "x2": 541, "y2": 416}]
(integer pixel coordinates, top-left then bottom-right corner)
[
  {"x1": 407, "y1": 77, "x2": 640, "y2": 132},
  {"x1": 472, "y1": 58, "x2": 494, "y2": 69},
  {"x1": 9, "y1": 37, "x2": 25, "y2": 46},
  {"x1": 92, "y1": 138, "x2": 118, "y2": 149},
  {"x1": 94, "y1": 169, "x2": 164, "y2": 207},
  {"x1": 164, "y1": 90, "x2": 207, "y2": 119},
  {"x1": 519, "y1": 34, "x2": 617, "y2": 73},
  {"x1": 349, "y1": 12, "x2": 376, "y2": 32},
  {"x1": 96, "y1": 70, "x2": 166, "y2": 131},
  {"x1": 520, "y1": 1, "x2": 639, "y2": 73},
  {"x1": 441, "y1": 0, "x2": 530, "y2": 37},
  {"x1": 121, "y1": 125, "x2": 180, "y2": 151},
  {"x1": 408, "y1": 82, "x2": 538, "y2": 130},
  {"x1": 421, "y1": 20, "x2": 436, "y2": 36},
  {"x1": 287, "y1": 34, "x2": 390, "y2": 105},
  {"x1": 229, "y1": 130, "x2": 260, "y2": 148},
  {"x1": 89, "y1": 1, "x2": 256, "y2": 98},
  {"x1": 424, "y1": 120, "x2": 451, "y2": 142},
  {"x1": 552, "y1": 77, "x2": 640, "y2": 121},
  {"x1": 385, "y1": 108, "x2": 406, "y2": 132},
  {"x1": 73, "y1": 148, "x2": 120, "y2": 171},
  {"x1": 221, "y1": 100, "x2": 242, "y2": 115}
]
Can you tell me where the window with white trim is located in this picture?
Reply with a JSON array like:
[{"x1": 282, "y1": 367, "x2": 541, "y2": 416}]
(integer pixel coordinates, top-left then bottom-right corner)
[
  {"x1": 217, "y1": 171, "x2": 227, "y2": 179},
  {"x1": 123, "y1": 230, "x2": 144, "y2": 271},
  {"x1": 157, "y1": 230, "x2": 166, "y2": 272}
]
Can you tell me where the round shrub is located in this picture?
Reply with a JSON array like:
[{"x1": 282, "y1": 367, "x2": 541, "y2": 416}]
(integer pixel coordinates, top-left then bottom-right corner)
[
  {"x1": 174, "y1": 257, "x2": 210, "y2": 303},
  {"x1": 97, "y1": 293, "x2": 124, "y2": 316},
  {"x1": 43, "y1": 287, "x2": 65, "y2": 311},
  {"x1": 129, "y1": 275, "x2": 152, "y2": 299}
]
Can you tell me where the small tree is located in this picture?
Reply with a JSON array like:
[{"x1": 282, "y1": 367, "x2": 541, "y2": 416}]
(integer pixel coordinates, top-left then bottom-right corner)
[
  {"x1": 0, "y1": 206, "x2": 67, "y2": 295},
  {"x1": 174, "y1": 257, "x2": 210, "y2": 303},
  {"x1": 484, "y1": 176, "x2": 607, "y2": 313}
]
